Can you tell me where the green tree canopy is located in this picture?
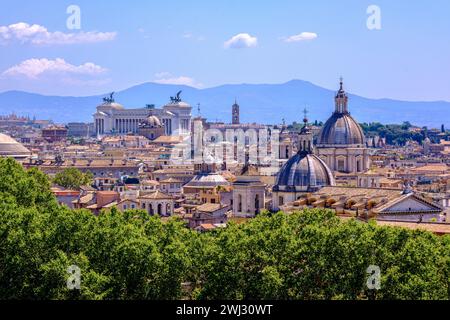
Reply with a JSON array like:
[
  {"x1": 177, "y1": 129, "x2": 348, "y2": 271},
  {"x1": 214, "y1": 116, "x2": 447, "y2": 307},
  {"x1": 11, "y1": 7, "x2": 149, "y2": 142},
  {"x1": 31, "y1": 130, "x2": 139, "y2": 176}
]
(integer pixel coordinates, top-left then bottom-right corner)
[
  {"x1": 1, "y1": 157, "x2": 450, "y2": 300},
  {"x1": 53, "y1": 168, "x2": 93, "y2": 190}
]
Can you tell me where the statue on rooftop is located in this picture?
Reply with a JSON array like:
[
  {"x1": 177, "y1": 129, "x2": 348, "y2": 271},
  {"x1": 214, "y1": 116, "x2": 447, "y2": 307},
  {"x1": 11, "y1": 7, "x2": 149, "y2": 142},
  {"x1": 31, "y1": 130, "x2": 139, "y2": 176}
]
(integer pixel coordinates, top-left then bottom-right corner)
[
  {"x1": 170, "y1": 90, "x2": 182, "y2": 103},
  {"x1": 103, "y1": 92, "x2": 115, "y2": 104}
]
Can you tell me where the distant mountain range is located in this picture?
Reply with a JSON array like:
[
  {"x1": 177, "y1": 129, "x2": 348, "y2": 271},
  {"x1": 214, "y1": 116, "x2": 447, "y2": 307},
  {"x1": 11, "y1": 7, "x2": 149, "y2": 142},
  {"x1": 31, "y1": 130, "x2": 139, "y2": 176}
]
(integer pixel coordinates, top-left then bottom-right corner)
[{"x1": 0, "y1": 80, "x2": 448, "y2": 128}]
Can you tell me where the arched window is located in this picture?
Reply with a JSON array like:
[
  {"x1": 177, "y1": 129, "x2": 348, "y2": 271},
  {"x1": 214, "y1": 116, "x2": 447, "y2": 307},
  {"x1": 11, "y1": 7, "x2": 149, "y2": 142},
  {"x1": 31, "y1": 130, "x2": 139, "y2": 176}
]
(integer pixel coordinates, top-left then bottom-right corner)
[
  {"x1": 279, "y1": 196, "x2": 284, "y2": 206},
  {"x1": 149, "y1": 204, "x2": 154, "y2": 215},
  {"x1": 238, "y1": 194, "x2": 242, "y2": 212},
  {"x1": 255, "y1": 194, "x2": 260, "y2": 214},
  {"x1": 157, "y1": 203, "x2": 162, "y2": 215},
  {"x1": 337, "y1": 159, "x2": 345, "y2": 172},
  {"x1": 166, "y1": 203, "x2": 171, "y2": 216}
]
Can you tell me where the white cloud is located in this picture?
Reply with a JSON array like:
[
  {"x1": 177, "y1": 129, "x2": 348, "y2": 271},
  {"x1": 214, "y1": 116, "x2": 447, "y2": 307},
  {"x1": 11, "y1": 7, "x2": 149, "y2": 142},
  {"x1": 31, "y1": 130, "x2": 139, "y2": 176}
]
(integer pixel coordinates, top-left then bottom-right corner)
[
  {"x1": 154, "y1": 72, "x2": 203, "y2": 88},
  {"x1": 224, "y1": 33, "x2": 258, "y2": 49},
  {"x1": 283, "y1": 32, "x2": 318, "y2": 42},
  {"x1": 0, "y1": 22, "x2": 116, "y2": 45},
  {"x1": 2, "y1": 58, "x2": 107, "y2": 79}
]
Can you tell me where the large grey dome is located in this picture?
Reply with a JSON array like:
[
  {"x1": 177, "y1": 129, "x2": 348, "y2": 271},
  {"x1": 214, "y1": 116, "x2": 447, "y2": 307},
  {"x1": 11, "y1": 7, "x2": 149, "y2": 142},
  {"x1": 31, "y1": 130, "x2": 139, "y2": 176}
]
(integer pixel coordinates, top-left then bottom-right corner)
[
  {"x1": 317, "y1": 79, "x2": 365, "y2": 147},
  {"x1": 184, "y1": 173, "x2": 230, "y2": 188},
  {"x1": 0, "y1": 134, "x2": 30, "y2": 158},
  {"x1": 273, "y1": 152, "x2": 335, "y2": 192},
  {"x1": 317, "y1": 113, "x2": 365, "y2": 146}
]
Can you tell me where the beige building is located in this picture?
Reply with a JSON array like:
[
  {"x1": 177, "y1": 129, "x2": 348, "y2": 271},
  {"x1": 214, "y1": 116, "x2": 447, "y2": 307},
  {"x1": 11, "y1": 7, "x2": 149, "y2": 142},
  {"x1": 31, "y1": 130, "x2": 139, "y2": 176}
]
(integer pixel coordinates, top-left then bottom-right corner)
[
  {"x1": 280, "y1": 186, "x2": 443, "y2": 223},
  {"x1": 139, "y1": 190, "x2": 174, "y2": 216},
  {"x1": 233, "y1": 176, "x2": 266, "y2": 217}
]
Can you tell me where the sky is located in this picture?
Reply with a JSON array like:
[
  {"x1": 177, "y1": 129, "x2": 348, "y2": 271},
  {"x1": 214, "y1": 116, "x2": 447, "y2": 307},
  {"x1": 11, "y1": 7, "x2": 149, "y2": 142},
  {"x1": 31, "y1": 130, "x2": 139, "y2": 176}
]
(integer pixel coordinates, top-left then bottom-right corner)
[{"x1": 0, "y1": 0, "x2": 449, "y2": 101}]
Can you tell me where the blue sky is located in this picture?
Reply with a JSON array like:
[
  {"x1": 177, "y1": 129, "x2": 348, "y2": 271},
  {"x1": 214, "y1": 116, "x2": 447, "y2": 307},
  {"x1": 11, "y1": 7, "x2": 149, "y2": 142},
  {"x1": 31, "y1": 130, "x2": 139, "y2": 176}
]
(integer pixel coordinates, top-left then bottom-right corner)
[{"x1": 0, "y1": 0, "x2": 449, "y2": 101}]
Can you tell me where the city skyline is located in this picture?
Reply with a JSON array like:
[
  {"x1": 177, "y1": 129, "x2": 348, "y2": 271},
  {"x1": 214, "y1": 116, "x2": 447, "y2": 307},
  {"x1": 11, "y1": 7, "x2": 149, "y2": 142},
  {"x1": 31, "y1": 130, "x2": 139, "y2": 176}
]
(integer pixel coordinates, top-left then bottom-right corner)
[
  {"x1": 1, "y1": 1, "x2": 450, "y2": 305},
  {"x1": 0, "y1": 0, "x2": 450, "y2": 102}
]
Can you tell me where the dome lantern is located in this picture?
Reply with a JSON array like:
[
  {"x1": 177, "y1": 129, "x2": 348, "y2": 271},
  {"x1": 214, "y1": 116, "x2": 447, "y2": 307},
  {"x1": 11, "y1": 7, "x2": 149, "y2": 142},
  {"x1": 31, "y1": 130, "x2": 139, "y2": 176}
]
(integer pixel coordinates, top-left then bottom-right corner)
[{"x1": 335, "y1": 77, "x2": 349, "y2": 114}]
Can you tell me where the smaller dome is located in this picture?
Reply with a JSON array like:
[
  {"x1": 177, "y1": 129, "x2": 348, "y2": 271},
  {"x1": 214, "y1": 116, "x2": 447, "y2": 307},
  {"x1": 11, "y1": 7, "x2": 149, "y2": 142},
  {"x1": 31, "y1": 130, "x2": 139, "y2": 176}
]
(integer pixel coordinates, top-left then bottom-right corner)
[
  {"x1": 274, "y1": 152, "x2": 335, "y2": 192},
  {"x1": 185, "y1": 173, "x2": 230, "y2": 188},
  {"x1": 146, "y1": 115, "x2": 161, "y2": 127}
]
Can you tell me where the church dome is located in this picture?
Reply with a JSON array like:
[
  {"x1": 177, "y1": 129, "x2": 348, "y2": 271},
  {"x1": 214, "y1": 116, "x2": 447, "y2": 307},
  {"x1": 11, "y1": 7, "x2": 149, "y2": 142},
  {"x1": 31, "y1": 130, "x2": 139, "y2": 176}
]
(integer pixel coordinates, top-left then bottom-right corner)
[
  {"x1": 146, "y1": 115, "x2": 162, "y2": 127},
  {"x1": 317, "y1": 113, "x2": 365, "y2": 146},
  {"x1": 317, "y1": 79, "x2": 365, "y2": 147},
  {"x1": 273, "y1": 152, "x2": 335, "y2": 192},
  {"x1": 0, "y1": 133, "x2": 31, "y2": 158},
  {"x1": 185, "y1": 173, "x2": 230, "y2": 188}
]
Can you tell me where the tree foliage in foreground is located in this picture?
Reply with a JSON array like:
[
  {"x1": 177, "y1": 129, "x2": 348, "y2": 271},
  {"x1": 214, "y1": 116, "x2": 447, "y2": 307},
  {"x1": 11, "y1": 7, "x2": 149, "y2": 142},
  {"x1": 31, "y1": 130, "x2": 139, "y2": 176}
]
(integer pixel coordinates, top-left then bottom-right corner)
[
  {"x1": 53, "y1": 168, "x2": 93, "y2": 190},
  {"x1": 1, "y1": 157, "x2": 450, "y2": 300}
]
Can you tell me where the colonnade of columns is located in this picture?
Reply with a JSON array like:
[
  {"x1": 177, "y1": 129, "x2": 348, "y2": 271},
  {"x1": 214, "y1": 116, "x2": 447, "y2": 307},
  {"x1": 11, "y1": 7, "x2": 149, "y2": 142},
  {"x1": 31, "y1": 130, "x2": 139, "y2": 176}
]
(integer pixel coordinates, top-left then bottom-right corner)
[{"x1": 114, "y1": 118, "x2": 144, "y2": 134}]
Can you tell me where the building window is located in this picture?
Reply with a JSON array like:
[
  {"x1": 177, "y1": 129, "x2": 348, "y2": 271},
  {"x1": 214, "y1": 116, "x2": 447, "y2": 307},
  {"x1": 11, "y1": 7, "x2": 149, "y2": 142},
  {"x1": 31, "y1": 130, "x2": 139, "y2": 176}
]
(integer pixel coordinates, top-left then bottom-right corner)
[
  {"x1": 279, "y1": 196, "x2": 284, "y2": 206},
  {"x1": 238, "y1": 194, "x2": 242, "y2": 212},
  {"x1": 255, "y1": 194, "x2": 260, "y2": 214},
  {"x1": 337, "y1": 159, "x2": 345, "y2": 172}
]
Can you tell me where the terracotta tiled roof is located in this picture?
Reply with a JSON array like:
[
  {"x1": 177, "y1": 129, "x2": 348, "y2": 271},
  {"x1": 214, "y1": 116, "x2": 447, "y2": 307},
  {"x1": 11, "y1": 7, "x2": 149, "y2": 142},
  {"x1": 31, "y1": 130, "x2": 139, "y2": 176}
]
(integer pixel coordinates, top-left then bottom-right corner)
[
  {"x1": 196, "y1": 203, "x2": 224, "y2": 213},
  {"x1": 140, "y1": 190, "x2": 173, "y2": 200}
]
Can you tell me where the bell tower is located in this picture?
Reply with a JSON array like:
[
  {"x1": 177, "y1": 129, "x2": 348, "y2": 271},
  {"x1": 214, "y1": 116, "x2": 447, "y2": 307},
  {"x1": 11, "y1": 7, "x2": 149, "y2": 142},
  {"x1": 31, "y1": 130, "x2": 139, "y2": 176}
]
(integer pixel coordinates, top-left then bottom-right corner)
[{"x1": 232, "y1": 99, "x2": 240, "y2": 124}]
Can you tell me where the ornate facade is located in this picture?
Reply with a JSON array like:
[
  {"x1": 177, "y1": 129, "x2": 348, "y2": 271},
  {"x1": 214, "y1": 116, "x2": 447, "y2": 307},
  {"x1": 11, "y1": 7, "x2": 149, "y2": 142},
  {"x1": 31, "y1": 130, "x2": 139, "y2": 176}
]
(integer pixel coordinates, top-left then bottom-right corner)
[
  {"x1": 316, "y1": 80, "x2": 371, "y2": 173},
  {"x1": 93, "y1": 92, "x2": 192, "y2": 137}
]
